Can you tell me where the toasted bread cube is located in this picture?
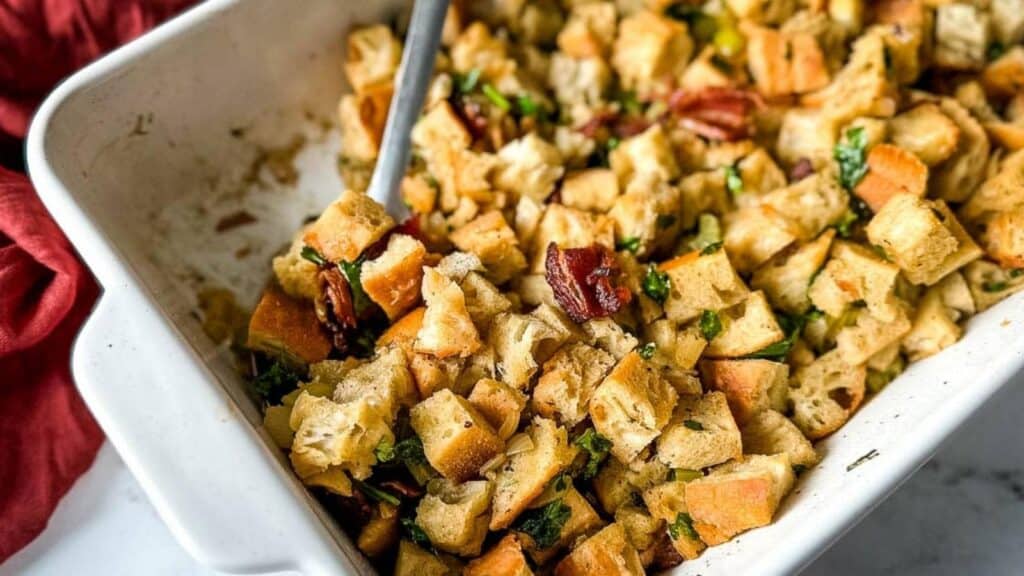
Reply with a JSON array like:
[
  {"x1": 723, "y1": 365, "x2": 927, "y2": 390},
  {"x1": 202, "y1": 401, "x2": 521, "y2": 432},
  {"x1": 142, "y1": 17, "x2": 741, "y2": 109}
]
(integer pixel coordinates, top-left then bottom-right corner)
[
  {"x1": 491, "y1": 418, "x2": 577, "y2": 530},
  {"x1": 533, "y1": 343, "x2": 617, "y2": 427},
  {"x1": 360, "y1": 234, "x2": 426, "y2": 320},
  {"x1": 412, "y1": 100, "x2": 472, "y2": 155},
  {"x1": 853, "y1": 144, "x2": 928, "y2": 212},
  {"x1": 304, "y1": 190, "x2": 395, "y2": 264},
  {"x1": 530, "y1": 204, "x2": 616, "y2": 272},
  {"x1": 558, "y1": 2, "x2": 617, "y2": 58},
  {"x1": 415, "y1": 268, "x2": 482, "y2": 359},
  {"x1": 521, "y1": 485, "x2": 604, "y2": 564},
  {"x1": 591, "y1": 351, "x2": 680, "y2": 462},
  {"x1": 751, "y1": 229, "x2": 835, "y2": 314},
  {"x1": 699, "y1": 359, "x2": 788, "y2": 425},
  {"x1": 983, "y1": 207, "x2": 1024, "y2": 269},
  {"x1": 548, "y1": 54, "x2": 612, "y2": 126},
  {"x1": 611, "y1": 11, "x2": 692, "y2": 97},
  {"x1": 736, "y1": 148, "x2": 788, "y2": 201},
  {"x1": 808, "y1": 240, "x2": 901, "y2": 322},
  {"x1": 344, "y1": 25, "x2": 402, "y2": 93},
  {"x1": 684, "y1": 454, "x2": 795, "y2": 545},
  {"x1": 338, "y1": 83, "x2": 392, "y2": 161},
  {"x1": 789, "y1": 350, "x2": 866, "y2": 439},
  {"x1": 643, "y1": 321, "x2": 707, "y2": 371},
  {"x1": 247, "y1": 287, "x2": 332, "y2": 366},
  {"x1": 332, "y1": 346, "x2": 417, "y2": 419},
  {"x1": 395, "y1": 540, "x2": 462, "y2": 576},
  {"x1": 888, "y1": 103, "x2": 960, "y2": 166},
  {"x1": 723, "y1": 206, "x2": 799, "y2": 273},
  {"x1": 964, "y1": 260, "x2": 1024, "y2": 312},
  {"x1": 289, "y1": 393, "x2": 393, "y2": 480},
  {"x1": 469, "y1": 378, "x2": 527, "y2": 440},
  {"x1": 959, "y1": 149, "x2": 1024, "y2": 225},
  {"x1": 867, "y1": 194, "x2": 982, "y2": 285},
  {"x1": 465, "y1": 534, "x2": 533, "y2": 576},
  {"x1": 411, "y1": 389, "x2": 504, "y2": 482},
  {"x1": 595, "y1": 457, "x2": 671, "y2": 513},
  {"x1": 377, "y1": 307, "x2": 425, "y2": 354},
  {"x1": 680, "y1": 46, "x2": 734, "y2": 91},
  {"x1": 450, "y1": 211, "x2": 528, "y2": 285},
  {"x1": 554, "y1": 523, "x2": 645, "y2": 576},
  {"x1": 642, "y1": 481, "x2": 706, "y2": 560},
  {"x1": 272, "y1": 228, "x2": 321, "y2": 302},
  {"x1": 834, "y1": 306, "x2": 912, "y2": 365},
  {"x1": 932, "y1": 97, "x2": 990, "y2": 203},
  {"x1": 934, "y1": 3, "x2": 990, "y2": 71},
  {"x1": 608, "y1": 175, "x2": 684, "y2": 257},
  {"x1": 983, "y1": 47, "x2": 1024, "y2": 97},
  {"x1": 660, "y1": 248, "x2": 750, "y2": 324},
  {"x1": 726, "y1": 0, "x2": 796, "y2": 24},
  {"x1": 450, "y1": 21, "x2": 515, "y2": 80},
  {"x1": 745, "y1": 25, "x2": 829, "y2": 96},
  {"x1": 615, "y1": 505, "x2": 664, "y2": 557},
  {"x1": 609, "y1": 124, "x2": 680, "y2": 184},
  {"x1": 416, "y1": 479, "x2": 493, "y2": 556},
  {"x1": 657, "y1": 392, "x2": 742, "y2": 470},
  {"x1": 776, "y1": 107, "x2": 839, "y2": 167},
  {"x1": 357, "y1": 501, "x2": 399, "y2": 558},
  {"x1": 560, "y1": 168, "x2": 620, "y2": 213},
  {"x1": 901, "y1": 286, "x2": 963, "y2": 362},
  {"x1": 802, "y1": 31, "x2": 893, "y2": 126},
  {"x1": 760, "y1": 171, "x2": 849, "y2": 241},
  {"x1": 705, "y1": 291, "x2": 785, "y2": 358},
  {"x1": 992, "y1": 0, "x2": 1024, "y2": 44},
  {"x1": 741, "y1": 409, "x2": 819, "y2": 468},
  {"x1": 494, "y1": 134, "x2": 565, "y2": 203},
  {"x1": 583, "y1": 318, "x2": 640, "y2": 360},
  {"x1": 489, "y1": 311, "x2": 570, "y2": 390}
]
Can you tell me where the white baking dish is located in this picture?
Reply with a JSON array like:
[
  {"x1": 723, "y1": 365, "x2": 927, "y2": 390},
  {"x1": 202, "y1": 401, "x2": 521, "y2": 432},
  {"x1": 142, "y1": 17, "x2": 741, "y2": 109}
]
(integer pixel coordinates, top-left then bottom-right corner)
[{"x1": 25, "y1": 1, "x2": 1024, "y2": 574}]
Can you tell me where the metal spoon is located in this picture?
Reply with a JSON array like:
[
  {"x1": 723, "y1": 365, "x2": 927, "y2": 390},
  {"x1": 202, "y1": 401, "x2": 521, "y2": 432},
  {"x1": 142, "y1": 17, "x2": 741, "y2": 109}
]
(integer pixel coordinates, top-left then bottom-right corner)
[{"x1": 366, "y1": 0, "x2": 451, "y2": 218}]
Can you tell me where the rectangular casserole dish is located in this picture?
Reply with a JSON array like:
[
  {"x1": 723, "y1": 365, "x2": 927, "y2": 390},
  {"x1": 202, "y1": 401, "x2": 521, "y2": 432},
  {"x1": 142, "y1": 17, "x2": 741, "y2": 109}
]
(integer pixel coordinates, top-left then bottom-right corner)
[{"x1": 26, "y1": 0, "x2": 1024, "y2": 574}]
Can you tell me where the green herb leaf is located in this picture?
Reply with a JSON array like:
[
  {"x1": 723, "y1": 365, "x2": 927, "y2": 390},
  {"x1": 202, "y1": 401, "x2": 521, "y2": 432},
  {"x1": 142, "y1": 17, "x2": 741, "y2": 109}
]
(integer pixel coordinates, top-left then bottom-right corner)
[
  {"x1": 482, "y1": 83, "x2": 511, "y2": 111},
  {"x1": 833, "y1": 210, "x2": 859, "y2": 238},
  {"x1": 607, "y1": 137, "x2": 620, "y2": 151},
  {"x1": 834, "y1": 127, "x2": 869, "y2": 191},
  {"x1": 988, "y1": 42, "x2": 1006, "y2": 61},
  {"x1": 657, "y1": 214, "x2": 678, "y2": 229},
  {"x1": 394, "y1": 436, "x2": 428, "y2": 467},
  {"x1": 698, "y1": 309, "x2": 722, "y2": 340},
  {"x1": 683, "y1": 419, "x2": 704, "y2": 431},
  {"x1": 617, "y1": 236, "x2": 642, "y2": 254},
  {"x1": 252, "y1": 360, "x2": 301, "y2": 403},
  {"x1": 459, "y1": 68, "x2": 481, "y2": 94},
  {"x1": 374, "y1": 439, "x2": 395, "y2": 463},
  {"x1": 804, "y1": 308, "x2": 825, "y2": 323},
  {"x1": 574, "y1": 428, "x2": 613, "y2": 480},
  {"x1": 515, "y1": 500, "x2": 572, "y2": 549},
  {"x1": 401, "y1": 518, "x2": 433, "y2": 549},
  {"x1": 353, "y1": 479, "x2": 401, "y2": 506},
  {"x1": 670, "y1": 469, "x2": 703, "y2": 482},
  {"x1": 1010, "y1": 268, "x2": 1024, "y2": 279},
  {"x1": 339, "y1": 260, "x2": 373, "y2": 315},
  {"x1": 516, "y1": 94, "x2": 541, "y2": 117},
  {"x1": 642, "y1": 265, "x2": 671, "y2": 304},
  {"x1": 300, "y1": 245, "x2": 328, "y2": 266},
  {"x1": 668, "y1": 512, "x2": 698, "y2": 541},
  {"x1": 700, "y1": 241, "x2": 724, "y2": 255},
  {"x1": 666, "y1": 5, "x2": 717, "y2": 43},
  {"x1": 618, "y1": 90, "x2": 642, "y2": 116},
  {"x1": 725, "y1": 165, "x2": 744, "y2": 197},
  {"x1": 745, "y1": 312, "x2": 804, "y2": 360},
  {"x1": 982, "y1": 280, "x2": 1008, "y2": 293},
  {"x1": 638, "y1": 342, "x2": 657, "y2": 360}
]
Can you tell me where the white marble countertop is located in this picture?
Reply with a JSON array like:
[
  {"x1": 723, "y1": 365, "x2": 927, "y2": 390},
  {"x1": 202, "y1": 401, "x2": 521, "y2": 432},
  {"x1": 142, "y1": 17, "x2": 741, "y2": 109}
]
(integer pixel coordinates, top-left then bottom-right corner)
[{"x1": 3, "y1": 376, "x2": 1022, "y2": 576}]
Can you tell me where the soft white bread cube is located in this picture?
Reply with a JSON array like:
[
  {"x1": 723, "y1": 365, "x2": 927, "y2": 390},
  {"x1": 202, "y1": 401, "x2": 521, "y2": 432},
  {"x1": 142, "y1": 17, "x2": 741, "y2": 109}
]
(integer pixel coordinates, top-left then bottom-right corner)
[
  {"x1": 415, "y1": 268, "x2": 482, "y2": 359},
  {"x1": 660, "y1": 248, "x2": 750, "y2": 325},
  {"x1": 609, "y1": 124, "x2": 681, "y2": 184},
  {"x1": 332, "y1": 345, "x2": 416, "y2": 420},
  {"x1": 468, "y1": 378, "x2": 528, "y2": 440},
  {"x1": 490, "y1": 418, "x2": 578, "y2": 530},
  {"x1": 411, "y1": 389, "x2": 504, "y2": 483},
  {"x1": 532, "y1": 342, "x2": 617, "y2": 427},
  {"x1": 530, "y1": 204, "x2": 616, "y2": 273},
  {"x1": 554, "y1": 523, "x2": 645, "y2": 576},
  {"x1": 808, "y1": 240, "x2": 901, "y2": 322},
  {"x1": 560, "y1": 168, "x2": 620, "y2": 213},
  {"x1": 642, "y1": 480, "x2": 705, "y2": 560},
  {"x1": 888, "y1": 103, "x2": 961, "y2": 166},
  {"x1": 489, "y1": 311, "x2": 571, "y2": 390},
  {"x1": 611, "y1": 10, "x2": 692, "y2": 98},
  {"x1": 583, "y1": 317, "x2": 640, "y2": 361},
  {"x1": 547, "y1": 54, "x2": 612, "y2": 126},
  {"x1": 464, "y1": 534, "x2": 533, "y2": 576},
  {"x1": 657, "y1": 392, "x2": 743, "y2": 470},
  {"x1": 684, "y1": 454, "x2": 795, "y2": 545},
  {"x1": 289, "y1": 393, "x2": 393, "y2": 481},
  {"x1": 699, "y1": 359, "x2": 788, "y2": 425},
  {"x1": 460, "y1": 271, "x2": 514, "y2": 330},
  {"x1": 933, "y1": 3, "x2": 990, "y2": 71},
  {"x1": 344, "y1": 25, "x2": 402, "y2": 93},
  {"x1": 303, "y1": 189, "x2": 395, "y2": 264},
  {"x1": 450, "y1": 211, "x2": 528, "y2": 285},
  {"x1": 741, "y1": 409, "x2": 819, "y2": 468},
  {"x1": 789, "y1": 350, "x2": 866, "y2": 439},
  {"x1": 992, "y1": 0, "x2": 1024, "y2": 45},
  {"x1": 493, "y1": 134, "x2": 565, "y2": 203},
  {"x1": 416, "y1": 479, "x2": 493, "y2": 556},
  {"x1": 591, "y1": 351, "x2": 680, "y2": 463},
  {"x1": 643, "y1": 320, "x2": 707, "y2": 371},
  {"x1": 272, "y1": 227, "x2": 322, "y2": 301},
  {"x1": 360, "y1": 234, "x2": 426, "y2": 320},
  {"x1": 866, "y1": 194, "x2": 982, "y2": 286},
  {"x1": 247, "y1": 287, "x2": 332, "y2": 366},
  {"x1": 751, "y1": 229, "x2": 835, "y2": 315},
  {"x1": 901, "y1": 286, "x2": 963, "y2": 362},
  {"x1": 705, "y1": 291, "x2": 785, "y2": 358}
]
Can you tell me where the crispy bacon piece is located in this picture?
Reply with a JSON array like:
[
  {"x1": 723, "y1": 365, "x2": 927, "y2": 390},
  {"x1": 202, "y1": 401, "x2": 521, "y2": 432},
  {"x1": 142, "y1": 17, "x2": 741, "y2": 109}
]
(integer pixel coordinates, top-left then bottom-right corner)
[
  {"x1": 647, "y1": 533, "x2": 685, "y2": 571},
  {"x1": 667, "y1": 87, "x2": 762, "y2": 141},
  {"x1": 789, "y1": 157, "x2": 815, "y2": 182},
  {"x1": 317, "y1": 267, "x2": 358, "y2": 351},
  {"x1": 544, "y1": 243, "x2": 633, "y2": 323}
]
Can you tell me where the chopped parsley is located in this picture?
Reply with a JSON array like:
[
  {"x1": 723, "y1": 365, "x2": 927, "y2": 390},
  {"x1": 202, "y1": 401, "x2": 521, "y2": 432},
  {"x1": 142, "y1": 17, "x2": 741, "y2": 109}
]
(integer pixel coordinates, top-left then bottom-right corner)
[
  {"x1": 482, "y1": 83, "x2": 511, "y2": 111},
  {"x1": 401, "y1": 518, "x2": 433, "y2": 549},
  {"x1": 988, "y1": 42, "x2": 1006, "y2": 61},
  {"x1": 515, "y1": 500, "x2": 572, "y2": 549},
  {"x1": 638, "y1": 342, "x2": 657, "y2": 360},
  {"x1": 745, "y1": 312, "x2": 805, "y2": 361},
  {"x1": 339, "y1": 260, "x2": 373, "y2": 315},
  {"x1": 617, "y1": 236, "x2": 642, "y2": 254},
  {"x1": 701, "y1": 241, "x2": 724, "y2": 255},
  {"x1": 982, "y1": 280, "x2": 1008, "y2": 293},
  {"x1": 642, "y1": 265, "x2": 671, "y2": 304},
  {"x1": 834, "y1": 210, "x2": 859, "y2": 238},
  {"x1": 834, "y1": 127, "x2": 869, "y2": 191},
  {"x1": 575, "y1": 428, "x2": 613, "y2": 480},
  {"x1": 457, "y1": 68, "x2": 482, "y2": 94},
  {"x1": 666, "y1": 5, "x2": 716, "y2": 43},
  {"x1": 699, "y1": 309, "x2": 722, "y2": 340},
  {"x1": 617, "y1": 90, "x2": 642, "y2": 116},
  {"x1": 607, "y1": 137, "x2": 621, "y2": 151},
  {"x1": 300, "y1": 245, "x2": 328, "y2": 266},
  {"x1": 374, "y1": 439, "x2": 395, "y2": 463},
  {"x1": 670, "y1": 469, "x2": 703, "y2": 482},
  {"x1": 393, "y1": 436, "x2": 428, "y2": 466},
  {"x1": 683, "y1": 419, "x2": 704, "y2": 431},
  {"x1": 516, "y1": 94, "x2": 541, "y2": 117},
  {"x1": 1011, "y1": 268, "x2": 1024, "y2": 279},
  {"x1": 353, "y1": 479, "x2": 400, "y2": 506},
  {"x1": 725, "y1": 165, "x2": 744, "y2": 197},
  {"x1": 668, "y1": 512, "x2": 698, "y2": 541},
  {"x1": 252, "y1": 359, "x2": 301, "y2": 403},
  {"x1": 657, "y1": 214, "x2": 678, "y2": 229}
]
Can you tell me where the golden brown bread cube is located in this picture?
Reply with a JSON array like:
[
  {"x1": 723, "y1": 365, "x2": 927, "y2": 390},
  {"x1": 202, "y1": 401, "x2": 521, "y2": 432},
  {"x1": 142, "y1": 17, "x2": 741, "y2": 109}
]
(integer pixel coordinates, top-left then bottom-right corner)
[
  {"x1": 808, "y1": 240, "x2": 901, "y2": 322},
  {"x1": 331, "y1": 345, "x2": 417, "y2": 420},
  {"x1": 272, "y1": 227, "x2": 321, "y2": 301},
  {"x1": 529, "y1": 204, "x2": 616, "y2": 273},
  {"x1": 656, "y1": 392, "x2": 743, "y2": 471},
  {"x1": 532, "y1": 343, "x2": 617, "y2": 427},
  {"x1": 642, "y1": 480, "x2": 706, "y2": 560},
  {"x1": 751, "y1": 229, "x2": 835, "y2": 315},
  {"x1": 611, "y1": 11, "x2": 692, "y2": 98},
  {"x1": 615, "y1": 505, "x2": 664, "y2": 561},
  {"x1": 759, "y1": 170, "x2": 849, "y2": 241},
  {"x1": 450, "y1": 211, "x2": 528, "y2": 285},
  {"x1": 289, "y1": 393, "x2": 393, "y2": 481},
  {"x1": 723, "y1": 206, "x2": 799, "y2": 274},
  {"x1": 554, "y1": 523, "x2": 645, "y2": 576},
  {"x1": 788, "y1": 350, "x2": 866, "y2": 439},
  {"x1": 704, "y1": 291, "x2": 785, "y2": 358},
  {"x1": 357, "y1": 501, "x2": 399, "y2": 558},
  {"x1": 557, "y1": 2, "x2": 617, "y2": 58},
  {"x1": 488, "y1": 311, "x2": 570, "y2": 390},
  {"x1": 464, "y1": 534, "x2": 533, "y2": 576},
  {"x1": 609, "y1": 124, "x2": 681, "y2": 184},
  {"x1": 415, "y1": 268, "x2": 482, "y2": 359},
  {"x1": 699, "y1": 359, "x2": 789, "y2": 425},
  {"x1": 888, "y1": 103, "x2": 961, "y2": 166},
  {"x1": 338, "y1": 82, "x2": 392, "y2": 161},
  {"x1": 247, "y1": 287, "x2": 332, "y2": 366},
  {"x1": 853, "y1": 144, "x2": 928, "y2": 212},
  {"x1": 493, "y1": 133, "x2": 565, "y2": 203},
  {"x1": 740, "y1": 409, "x2": 820, "y2": 468},
  {"x1": 833, "y1": 306, "x2": 912, "y2": 366},
  {"x1": 360, "y1": 234, "x2": 426, "y2": 320},
  {"x1": 659, "y1": 248, "x2": 750, "y2": 325},
  {"x1": 981, "y1": 207, "x2": 1024, "y2": 269},
  {"x1": 931, "y1": 97, "x2": 990, "y2": 203},
  {"x1": 344, "y1": 25, "x2": 402, "y2": 93},
  {"x1": 520, "y1": 485, "x2": 604, "y2": 564},
  {"x1": 901, "y1": 286, "x2": 963, "y2": 362},
  {"x1": 394, "y1": 540, "x2": 462, "y2": 576},
  {"x1": 468, "y1": 378, "x2": 527, "y2": 440},
  {"x1": 590, "y1": 351, "x2": 679, "y2": 463},
  {"x1": 411, "y1": 389, "x2": 504, "y2": 482},
  {"x1": 303, "y1": 189, "x2": 395, "y2": 264},
  {"x1": 560, "y1": 168, "x2": 620, "y2": 213},
  {"x1": 415, "y1": 479, "x2": 493, "y2": 556}
]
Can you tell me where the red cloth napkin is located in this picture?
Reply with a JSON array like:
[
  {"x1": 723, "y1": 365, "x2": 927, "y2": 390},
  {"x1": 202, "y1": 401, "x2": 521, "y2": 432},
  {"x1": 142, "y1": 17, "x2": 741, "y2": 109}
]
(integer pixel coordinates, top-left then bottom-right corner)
[{"x1": 0, "y1": 0, "x2": 194, "y2": 563}]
